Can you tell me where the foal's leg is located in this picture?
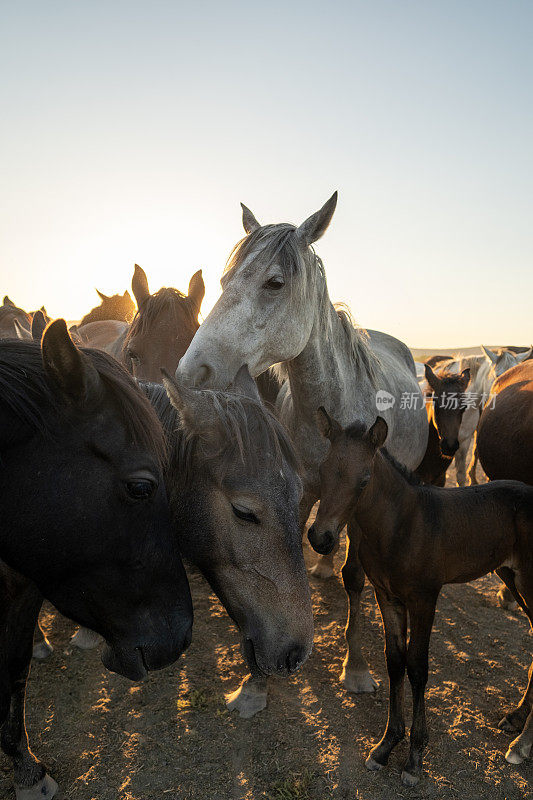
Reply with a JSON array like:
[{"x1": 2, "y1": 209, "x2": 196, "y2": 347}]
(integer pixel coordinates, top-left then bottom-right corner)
[
  {"x1": 1, "y1": 580, "x2": 58, "y2": 799},
  {"x1": 453, "y1": 437, "x2": 470, "y2": 487},
  {"x1": 340, "y1": 521, "x2": 377, "y2": 693},
  {"x1": 32, "y1": 618, "x2": 53, "y2": 661},
  {"x1": 401, "y1": 597, "x2": 437, "y2": 786},
  {"x1": 366, "y1": 593, "x2": 407, "y2": 771},
  {"x1": 466, "y1": 431, "x2": 479, "y2": 485}
]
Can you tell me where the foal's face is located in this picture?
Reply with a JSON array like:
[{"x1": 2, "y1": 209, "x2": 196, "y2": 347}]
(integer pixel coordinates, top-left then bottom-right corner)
[
  {"x1": 308, "y1": 411, "x2": 388, "y2": 556},
  {"x1": 425, "y1": 364, "x2": 470, "y2": 456}
]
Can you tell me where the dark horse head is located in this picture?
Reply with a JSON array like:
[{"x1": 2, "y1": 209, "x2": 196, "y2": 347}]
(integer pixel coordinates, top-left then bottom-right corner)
[
  {"x1": 146, "y1": 366, "x2": 314, "y2": 678},
  {"x1": 0, "y1": 321, "x2": 192, "y2": 680},
  {"x1": 424, "y1": 363, "x2": 471, "y2": 456},
  {"x1": 124, "y1": 263, "x2": 205, "y2": 382}
]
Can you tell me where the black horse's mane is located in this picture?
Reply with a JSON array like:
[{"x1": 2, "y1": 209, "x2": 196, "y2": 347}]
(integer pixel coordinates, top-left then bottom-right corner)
[
  {"x1": 380, "y1": 447, "x2": 422, "y2": 486},
  {"x1": 0, "y1": 339, "x2": 166, "y2": 462}
]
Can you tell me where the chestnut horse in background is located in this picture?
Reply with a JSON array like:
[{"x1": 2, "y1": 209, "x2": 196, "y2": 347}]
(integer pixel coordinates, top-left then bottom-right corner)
[{"x1": 79, "y1": 288, "x2": 135, "y2": 325}]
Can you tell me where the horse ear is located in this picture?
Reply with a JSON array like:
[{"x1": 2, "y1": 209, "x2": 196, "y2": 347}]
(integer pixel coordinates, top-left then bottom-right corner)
[
  {"x1": 367, "y1": 416, "x2": 388, "y2": 450},
  {"x1": 161, "y1": 368, "x2": 211, "y2": 432},
  {"x1": 241, "y1": 202, "x2": 261, "y2": 234},
  {"x1": 516, "y1": 346, "x2": 533, "y2": 363},
  {"x1": 459, "y1": 367, "x2": 470, "y2": 387},
  {"x1": 132, "y1": 264, "x2": 150, "y2": 308},
  {"x1": 3, "y1": 295, "x2": 15, "y2": 307},
  {"x1": 96, "y1": 289, "x2": 109, "y2": 302},
  {"x1": 232, "y1": 364, "x2": 261, "y2": 402},
  {"x1": 424, "y1": 363, "x2": 441, "y2": 391},
  {"x1": 316, "y1": 406, "x2": 342, "y2": 441},
  {"x1": 481, "y1": 345, "x2": 498, "y2": 365},
  {"x1": 187, "y1": 269, "x2": 205, "y2": 312},
  {"x1": 31, "y1": 310, "x2": 47, "y2": 343},
  {"x1": 42, "y1": 319, "x2": 102, "y2": 405},
  {"x1": 13, "y1": 319, "x2": 31, "y2": 340},
  {"x1": 295, "y1": 191, "x2": 338, "y2": 246}
]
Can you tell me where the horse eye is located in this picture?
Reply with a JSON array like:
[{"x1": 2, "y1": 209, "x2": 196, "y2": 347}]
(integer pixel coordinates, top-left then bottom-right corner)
[
  {"x1": 265, "y1": 276, "x2": 285, "y2": 290},
  {"x1": 231, "y1": 504, "x2": 260, "y2": 524},
  {"x1": 126, "y1": 480, "x2": 156, "y2": 500}
]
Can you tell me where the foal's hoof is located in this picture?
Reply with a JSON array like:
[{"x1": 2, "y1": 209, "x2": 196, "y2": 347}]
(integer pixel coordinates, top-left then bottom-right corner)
[
  {"x1": 32, "y1": 639, "x2": 53, "y2": 660},
  {"x1": 505, "y1": 736, "x2": 532, "y2": 765},
  {"x1": 70, "y1": 627, "x2": 103, "y2": 650},
  {"x1": 401, "y1": 770, "x2": 420, "y2": 787},
  {"x1": 226, "y1": 677, "x2": 268, "y2": 719},
  {"x1": 15, "y1": 774, "x2": 59, "y2": 800},
  {"x1": 497, "y1": 588, "x2": 518, "y2": 612},
  {"x1": 309, "y1": 560, "x2": 335, "y2": 580},
  {"x1": 365, "y1": 756, "x2": 384, "y2": 772},
  {"x1": 340, "y1": 667, "x2": 378, "y2": 694}
]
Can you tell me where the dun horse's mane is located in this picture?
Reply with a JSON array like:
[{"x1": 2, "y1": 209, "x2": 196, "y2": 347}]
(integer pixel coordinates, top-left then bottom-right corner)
[
  {"x1": 0, "y1": 340, "x2": 166, "y2": 462},
  {"x1": 225, "y1": 225, "x2": 380, "y2": 387},
  {"x1": 144, "y1": 382, "x2": 299, "y2": 485},
  {"x1": 126, "y1": 288, "x2": 198, "y2": 344}
]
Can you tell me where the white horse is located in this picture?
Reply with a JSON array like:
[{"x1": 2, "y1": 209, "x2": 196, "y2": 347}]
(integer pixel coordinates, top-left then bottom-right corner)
[{"x1": 178, "y1": 193, "x2": 428, "y2": 715}]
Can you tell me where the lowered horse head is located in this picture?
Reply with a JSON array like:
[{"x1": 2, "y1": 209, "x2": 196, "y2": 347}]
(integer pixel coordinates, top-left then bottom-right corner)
[
  {"x1": 0, "y1": 321, "x2": 192, "y2": 680},
  {"x1": 125, "y1": 263, "x2": 204, "y2": 381},
  {"x1": 80, "y1": 288, "x2": 136, "y2": 326},
  {"x1": 424, "y1": 363, "x2": 471, "y2": 456},
  {"x1": 149, "y1": 366, "x2": 314, "y2": 677},
  {"x1": 177, "y1": 193, "x2": 338, "y2": 389}
]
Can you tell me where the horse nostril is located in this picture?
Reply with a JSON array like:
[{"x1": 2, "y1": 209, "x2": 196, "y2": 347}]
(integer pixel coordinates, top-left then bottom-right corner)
[
  {"x1": 308, "y1": 525, "x2": 336, "y2": 555},
  {"x1": 195, "y1": 364, "x2": 212, "y2": 387},
  {"x1": 285, "y1": 645, "x2": 306, "y2": 674}
]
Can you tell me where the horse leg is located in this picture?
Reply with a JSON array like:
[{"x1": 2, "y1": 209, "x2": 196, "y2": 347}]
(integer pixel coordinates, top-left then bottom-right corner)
[
  {"x1": 225, "y1": 666, "x2": 268, "y2": 719},
  {"x1": 70, "y1": 626, "x2": 103, "y2": 649},
  {"x1": 453, "y1": 437, "x2": 470, "y2": 487},
  {"x1": 401, "y1": 597, "x2": 436, "y2": 786},
  {"x1": 366, "y1": 593, "x2": 407, "y2": 771},
  {"x1": 466, "y1": 430, "x2": 479, "y2": 485},
  {"x1": 1, "y1": 579, "x2": 58, "y2": 799},
  {"x1": 32, "y1": 618, "x2": 53, "y2": 661},
  {"x1": 339, "y1": 521, "x2": 378, "y2": 693}
]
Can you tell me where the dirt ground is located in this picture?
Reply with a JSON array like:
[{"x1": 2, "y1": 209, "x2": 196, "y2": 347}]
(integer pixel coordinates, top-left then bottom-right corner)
[{"x1": 1, "y1": 459, "x2": 532, "y2": 800}]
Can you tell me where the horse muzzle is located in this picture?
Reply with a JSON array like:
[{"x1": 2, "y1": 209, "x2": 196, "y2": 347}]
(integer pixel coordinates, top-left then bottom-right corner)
[
  {"x1": 308, "y1": 523, "x2": 338, "y2": 555},
  {"x1": 101, "y1": 618, "x2": 193, "y2": 681}
]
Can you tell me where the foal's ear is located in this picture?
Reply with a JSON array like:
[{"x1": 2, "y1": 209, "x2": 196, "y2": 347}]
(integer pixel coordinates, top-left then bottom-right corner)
[
  {"x1": 295, "y1": 191, "x2": 338, "y2": 247},
  {"x1": 367, "y1": 416, "x2": 388, "y2": 450},
  {"x1": 188, "y1": 269, "x2": 205, "y2": 312},
  {"x1": 458, "y1": 367, "x2": 470, "y2": 388},
  {"x1": 96, "y1": 289, "x2": 109, "y2": 302},
  {"x1": 42, "y1": 319, "x2": 102, "y2": 405},
  {"x1": 316, "y1": 406, "x2": 342, "y2": 441},
  {"x1": 424, "y1": 363, "x2": 441, "y2": 391},
  {"x1": 132, "y1": 264, "x2": 151, "y2": 308},
  {"x1": 232, "y1": 364, "x2": 261, "y2": 402},
  {"x1": 481, "y1": 345, "x2": 498, "y2": 365},
  {"x1": 13, "y1": 319, "x2": 31, "y2": 340},
  {"x1": 241, "y1": 202, "x2": 261, "y2": 234},
  {"x1": 31, "y1": 310, "x2": 47, "y2": 343}
]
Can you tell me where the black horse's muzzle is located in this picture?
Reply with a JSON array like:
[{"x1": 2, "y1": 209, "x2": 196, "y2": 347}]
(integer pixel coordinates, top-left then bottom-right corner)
[{"x1": 308, "y1": 524, "x2": 337, "y2": 555}]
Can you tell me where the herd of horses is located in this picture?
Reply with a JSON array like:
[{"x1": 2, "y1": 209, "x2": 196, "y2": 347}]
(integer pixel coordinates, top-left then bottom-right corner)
[{"x1": 1, "y1": 192, "x2": 532, "y2": 797}]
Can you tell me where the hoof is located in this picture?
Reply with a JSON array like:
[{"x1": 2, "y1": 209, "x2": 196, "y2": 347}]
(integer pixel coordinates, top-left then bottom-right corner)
[
  {"x1": 340, "y1": 667, "x2": 378, "y2": 693},
  {"x1": 365, "y1": 756, "x2": 383, "y2": 772},
  {"x1": 226, "y1": 678, "x2": 268, "y2": 719},
  {"x1": 497, "y1": 588, "x2": 518, "y2": 612},
  {"x1": 309, "y1": 560, "x2": 335, "y2": 580},
  {"x1": 401, "y1": 770, "x2": 420, "y2": 787},
  {"x1": 505, "y1": 737, "x2": 532, "y2": 765},
  {"x1": 15, "y1": 774, "x2": 59, "y2": 800},
  {"x1": 32, "y1": 639, "x2": 53, "y2": 660},
  {"x1": 71, "y1": 627, "x2": 102, "y2": 650}
]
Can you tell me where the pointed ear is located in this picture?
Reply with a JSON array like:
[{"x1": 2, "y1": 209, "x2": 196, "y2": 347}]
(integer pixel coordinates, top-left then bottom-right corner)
[
  {"x1": 96, "y1": 289, "x2": 109, "y2": 302},
  {"x1": 315, "y1": 406, "x2": 342, "y2": 441},
  {"x1": 42, "y1": 319, "x2": 102, "y2": 405},
  {"x1": 132, "y1": 264, "x2": 150, "y2": 307},
  {"x1": 40, "y1": 306, "x2": 49, "y2": 320},
  {"x1": 516, "y1": 346, "x2": 533, "y2": 363},
  {"x1": 13, "y1": 319, "x2": 31, "y2": 340},
  {"x1": 3, "y1": 296, "x2": 15, "y2": 307},
  {"x1": 31, "y1": 310, "x2": 47, "y2": 343},
  {"x1": 232, "y1": 364, "x2": 261, "y2": 402},
  {"x1": 295, "y1": 191, "x2": 338, "y2": 247},
  {"x1": 187, "y1": 269, "x2": 205, "y2": 312},
  {"x1": 481, "y1": 345, "x2": 498, "y2": 364},
  {"x1": 161, "y1": 368, "x2": 212, "y2": 433},
  {"x1": 424, "y1": 363, "x2": 441, "y2": 392},
  {"x1": 366, "y1": 416, "x2": 388, "y2": 450},
  {"x1": 458, "y1": 367, "x2": 470, "y2": 388},
  {"x1": 241, "y1": 202, "x2": 261, "y2": 234}
]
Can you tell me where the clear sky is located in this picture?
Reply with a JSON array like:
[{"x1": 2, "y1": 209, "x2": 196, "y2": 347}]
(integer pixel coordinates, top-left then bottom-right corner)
[{"x1": 1, "y1": 1, "x2": 531, "y2": 347}]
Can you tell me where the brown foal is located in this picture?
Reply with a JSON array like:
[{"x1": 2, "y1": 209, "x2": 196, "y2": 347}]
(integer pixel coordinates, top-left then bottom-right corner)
[{"x1": 308, "y1": 408, "x2": 533, "y2": 786}]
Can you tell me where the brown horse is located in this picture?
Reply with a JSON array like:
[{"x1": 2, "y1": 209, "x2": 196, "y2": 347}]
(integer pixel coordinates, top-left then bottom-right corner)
[
  {"x1": 477, "y1": 360, "x2": 533, "y2": 485},
  {"x1": 80, "y1": 288, "x2": 135, "y2": 326},
  {"x1": 124, "y1": 263, "x2": 204, "y2": 381},
  {"x1": 309, "y1": 410, "x2": 533, "y2": 784}
]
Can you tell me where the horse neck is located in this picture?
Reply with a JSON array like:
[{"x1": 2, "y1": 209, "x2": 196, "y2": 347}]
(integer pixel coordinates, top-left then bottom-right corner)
[
  {"x1": 285, "y1": 286, "x2": 374, "y2": 424},
  {"x1": 355, "y1": 451, "x2": 416, "y2": 537}
]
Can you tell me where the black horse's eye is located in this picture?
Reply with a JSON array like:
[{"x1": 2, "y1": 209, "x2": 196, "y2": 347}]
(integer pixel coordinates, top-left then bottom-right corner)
[
  {"x1": 265, "y1": 276, "x2": 285, "y2": 290},
  {"x1": 126, "y1": 480, "x2": 156, "y2": 500},
  {"x1": 231, "y1": 504, "x2": 260, "y2": 524}
]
